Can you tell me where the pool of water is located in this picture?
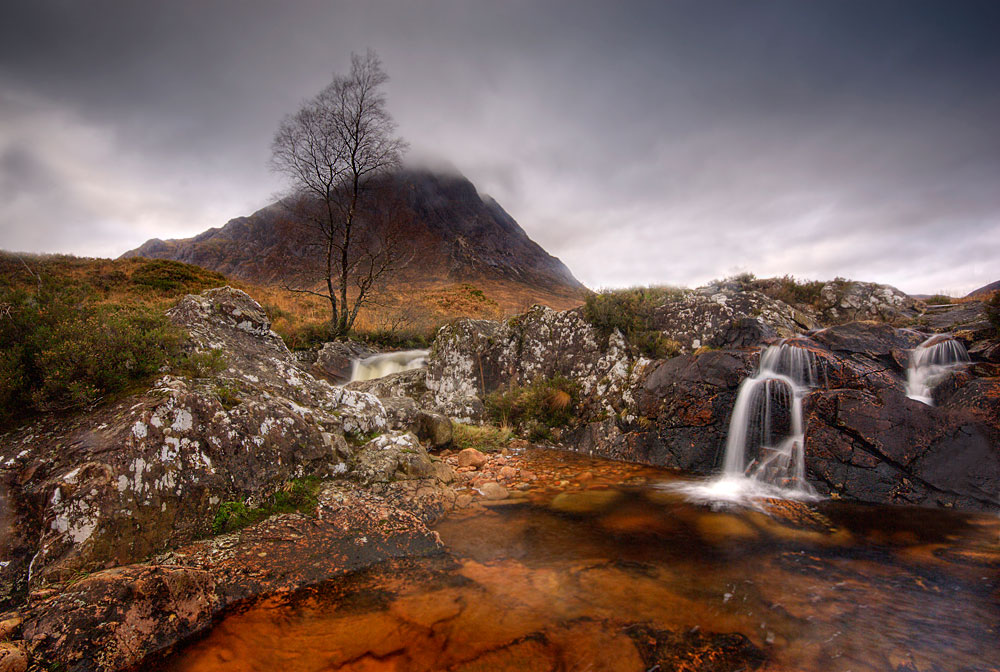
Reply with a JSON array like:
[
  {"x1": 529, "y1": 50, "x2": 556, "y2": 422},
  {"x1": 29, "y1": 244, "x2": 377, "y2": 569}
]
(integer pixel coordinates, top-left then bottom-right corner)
[{"x1": 158, "y1": 450, "x2": 1000, "y2": 672}]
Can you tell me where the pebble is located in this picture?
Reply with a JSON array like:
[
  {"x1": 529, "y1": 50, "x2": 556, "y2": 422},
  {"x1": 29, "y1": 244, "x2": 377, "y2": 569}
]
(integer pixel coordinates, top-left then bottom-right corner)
[
  {"x1": 0, "y1": 643, "x2": 27, "y2": 672},
  {"x1": 0, "y1": 617, "x2": 21, "y2": 641},
  {"x1": 478, "y1": 482, "x2": 508, "y2": 500},
  {"x1": 457, "y1": 448, "x2": 487, "y2": 469}
]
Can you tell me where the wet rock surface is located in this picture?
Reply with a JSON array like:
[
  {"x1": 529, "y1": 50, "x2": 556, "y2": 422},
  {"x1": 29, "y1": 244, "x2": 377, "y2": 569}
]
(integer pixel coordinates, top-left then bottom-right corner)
[
  {"x1": 155, "y1": 448, "x2": 1000, "y2": 672},
  {"x1": 15, "y1": 483, "x2": 443, "y2": 672}
]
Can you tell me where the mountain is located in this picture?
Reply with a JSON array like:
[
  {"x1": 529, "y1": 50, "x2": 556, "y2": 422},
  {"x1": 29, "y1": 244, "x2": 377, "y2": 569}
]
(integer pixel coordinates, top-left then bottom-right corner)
[
  {"x1": 122, "y1": 169, "x2": 587, "y2": 312},
  {"x1": 965, "y1": 280, "x2": 1000, "y2": 299}
]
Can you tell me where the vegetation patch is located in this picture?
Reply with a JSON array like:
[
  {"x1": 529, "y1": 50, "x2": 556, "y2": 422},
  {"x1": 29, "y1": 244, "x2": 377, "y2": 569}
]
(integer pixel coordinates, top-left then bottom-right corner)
[
  {"x1": 583, "y1": 286, "x2": 684, "y2": 358},
  {"x1": 452, "y1": 422, "x2": 513, "y2": 453},
  {"x1": 751, "y1": 275, "x2": 826, "y2": 309},
  {"x1": 486, "y1": 375, "x2": 580, "y2": 441},
  {"x1": 211, "y1": 477, "x2": 323, "y2": 534},
  {"x1": 986, "y1": 291, "x2": 1000, "y2": 336},
  {"x1": 0, "y1": 283, "x2": 183, "y2": 425}
]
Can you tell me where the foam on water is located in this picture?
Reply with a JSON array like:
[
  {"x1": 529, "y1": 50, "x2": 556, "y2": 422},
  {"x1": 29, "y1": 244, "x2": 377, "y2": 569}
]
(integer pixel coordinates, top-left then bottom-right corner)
[
  {"x1": 350, "y1": 349, "x2": 429, "y2": 382},
  {"x1": 905, "y1": 334, "x2": 969, "y2": 405},
  {"x1": 667, "y1": 340, "x2": 821, "y2": 507}
]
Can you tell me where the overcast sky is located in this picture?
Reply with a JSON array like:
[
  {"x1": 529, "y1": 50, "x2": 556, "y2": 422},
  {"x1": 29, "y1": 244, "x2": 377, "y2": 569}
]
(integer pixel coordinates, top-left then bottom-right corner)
[{"x1": 1, "y1": 1, "x2": 998, "y2": 294}]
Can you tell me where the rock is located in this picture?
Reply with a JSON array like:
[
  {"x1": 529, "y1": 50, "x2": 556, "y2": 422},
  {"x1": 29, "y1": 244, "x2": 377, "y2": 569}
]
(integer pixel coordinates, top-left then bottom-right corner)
[
  {"x1": 0, "y1": 643, "x2": 27, "y2": 672},
  {"x1": 0, "y1": 287, "x2": 390, "y2": 599},
  {"x1": 17, "y1": 483, "x2": 443, "y2": 671},
  {"x1": 498, "y1": 466, "x2": 518, "y2": 480},
  {"x1": 352, "y1": 432, "x2": 437, "y2": 485},
  {"x1": 417, "y1": 412, "x2": 453, "y2": 448},
  {"x1": 0, "y1": 616, "x2": 20, "y2": 640},
  {"x1": 816, "y1": 280, "x2": 923, "y2": 325},
  {"x1": 427, "y1": 306, "x2": 650, "y2": 426},
  {"x1": 345, "y1": 368, "x2": 428, "y2": 400},
  {"x1": 457, "y1": 448, "x2": 487, "y2": 470},
  {"x1": 649, "y1": 285, "x2": 819, "y2": 352},
  {"x1": 477, "y1": 482, "x2": 508, "y2": 500},
  {"x1": 309, "y1": 340, "x2": 379, "y2": 384}
]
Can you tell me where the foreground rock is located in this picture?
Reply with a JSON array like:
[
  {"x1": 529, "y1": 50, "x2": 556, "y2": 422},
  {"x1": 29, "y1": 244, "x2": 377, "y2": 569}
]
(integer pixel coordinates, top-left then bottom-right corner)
[
  {"x1": 0, "y1": 287, "x2": 387, "y2": 606},
  {"x1": 15, "y1": 484, "x2": 443, "y2": 672}
]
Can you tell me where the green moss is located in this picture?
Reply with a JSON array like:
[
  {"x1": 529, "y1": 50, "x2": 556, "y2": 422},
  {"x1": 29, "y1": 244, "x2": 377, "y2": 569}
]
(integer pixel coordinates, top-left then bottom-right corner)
[
  {"x1": 213, "y1": 382, "x2": 241, "y2": 410},
  {"x1": 345, "y1": 429, "x2": 383, "y2": 447},
  {"x1": 212, "y1": 476, "x2": 323, "y2": 534}
]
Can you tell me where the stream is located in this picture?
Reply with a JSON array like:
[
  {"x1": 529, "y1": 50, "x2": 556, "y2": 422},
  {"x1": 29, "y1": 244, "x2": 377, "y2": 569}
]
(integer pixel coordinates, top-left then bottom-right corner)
[{"x1": 157, "y1": 449, "x2": 999, "y2": 671}]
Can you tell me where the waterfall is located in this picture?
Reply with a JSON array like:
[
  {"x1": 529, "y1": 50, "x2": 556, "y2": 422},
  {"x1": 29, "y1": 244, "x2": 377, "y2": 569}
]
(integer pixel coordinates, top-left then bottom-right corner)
[
  {"x1": 905, "y1": 335, "x2": 969, "y2": 405},
  {"x1": 667, "y1": 341, "x2": 820, "y2": 507},
  {"x1": 350, "y1": 350, "x2": 430, "y2": 382}
]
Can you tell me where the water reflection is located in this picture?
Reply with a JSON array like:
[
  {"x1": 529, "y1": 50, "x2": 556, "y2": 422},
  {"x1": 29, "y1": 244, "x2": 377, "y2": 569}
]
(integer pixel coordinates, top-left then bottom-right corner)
[{"x1": 159, "y1": 452, "x2": 1000, "y2": 672}]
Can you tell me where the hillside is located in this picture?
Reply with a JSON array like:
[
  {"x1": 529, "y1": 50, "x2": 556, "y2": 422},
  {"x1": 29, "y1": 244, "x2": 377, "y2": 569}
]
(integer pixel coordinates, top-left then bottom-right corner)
[
  {"x1": 966, "y1": 279, "x2": 1000, "y2": 298},
  {"x1": 122, "y1": 169, "x2": 587, "y2": 314}
]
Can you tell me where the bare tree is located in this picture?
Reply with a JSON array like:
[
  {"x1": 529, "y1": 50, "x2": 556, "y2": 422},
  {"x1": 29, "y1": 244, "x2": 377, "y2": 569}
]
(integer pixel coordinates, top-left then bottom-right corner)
[{"x1": 271, "y1": 49, "x2": 408, "y2": 339}]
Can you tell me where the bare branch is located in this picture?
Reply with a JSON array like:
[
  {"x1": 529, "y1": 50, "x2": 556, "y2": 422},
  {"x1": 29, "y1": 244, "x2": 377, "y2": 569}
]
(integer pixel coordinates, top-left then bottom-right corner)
[{"x1": 269, "y1": 49, "x2": 407, "y2": 340}]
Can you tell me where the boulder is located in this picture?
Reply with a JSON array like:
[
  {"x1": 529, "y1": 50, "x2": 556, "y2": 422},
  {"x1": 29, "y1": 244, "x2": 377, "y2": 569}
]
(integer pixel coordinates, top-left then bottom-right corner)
[
  {"x1": 0, "y1": 287, "x2": 388, "y2": 604},
  {"x1": 297, "y1": 340, "x2": 379, "y2": 384},
  {"x1": 649, "y1": 286, "x2": 818, "y2": 352},
  {"x1": 457, "y1": 448, "x2": 488, "y2": 470},
  {"x1": 816, "y1": 280, "x2": 923, "y2": 324},
  {"x1": 351, "y1": 432, "x2": 438, "y2": 485}
]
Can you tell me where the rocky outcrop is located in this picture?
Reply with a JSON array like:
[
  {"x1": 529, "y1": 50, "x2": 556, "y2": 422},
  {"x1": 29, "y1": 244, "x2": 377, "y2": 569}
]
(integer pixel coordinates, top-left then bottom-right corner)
[
  {"x1": 0, "y1": 287, "x2": 389, "y2": 605},
  {"x1": 427, "y1": 291, "x2": 999, "y2": 512},
  {"x1": 427, "y1": 306, "x2": 649, "y2": 425},
  {"x1": 15, "y1": 483, "x2": 443, "y2": 672},
  {"x1": 814, "y1": 280, "x2": 923, "y2": 325},
  {"x1": 649, "y1": 285, "x2": 819, "y2": 352}
]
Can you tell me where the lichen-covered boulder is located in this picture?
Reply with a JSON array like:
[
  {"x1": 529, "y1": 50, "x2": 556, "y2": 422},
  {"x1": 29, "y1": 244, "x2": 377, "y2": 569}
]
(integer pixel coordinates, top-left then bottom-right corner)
[
  {"x1": 427, "y1": 306, "x2": 651, "y2": 425},
  {"x1": 815, "y1": 280, "x2": 923, "y2": 324},
  {"x1": 0, "y1": 287, "x2": 388, "y2": 605},
  {"x1": 649, "y1": 286, "x2": 818, "y2": 353}
]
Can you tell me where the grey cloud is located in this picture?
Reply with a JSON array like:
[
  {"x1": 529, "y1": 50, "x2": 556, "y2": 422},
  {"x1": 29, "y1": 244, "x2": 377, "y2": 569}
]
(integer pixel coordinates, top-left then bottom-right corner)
[{"x1": 1, "y1": 0, "x2": 998, "y2": 293}]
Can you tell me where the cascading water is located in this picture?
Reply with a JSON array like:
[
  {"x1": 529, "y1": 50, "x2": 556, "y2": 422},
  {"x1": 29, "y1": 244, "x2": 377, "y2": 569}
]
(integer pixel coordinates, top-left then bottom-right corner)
[
  {"x1": 668, "y1": 341, "x2": 820, "y2": 507},
  {"x1": 350, "y1": 350, "x2": 430, "y2": 382},
  {"x1": 905, "y1": 335, "x2": 969, "y2": 405}
]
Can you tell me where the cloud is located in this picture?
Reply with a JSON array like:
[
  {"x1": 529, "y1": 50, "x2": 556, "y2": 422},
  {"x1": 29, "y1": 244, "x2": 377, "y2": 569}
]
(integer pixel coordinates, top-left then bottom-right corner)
[{"x1": 0, "y1": 0, "x2": 998, "y2": 293}]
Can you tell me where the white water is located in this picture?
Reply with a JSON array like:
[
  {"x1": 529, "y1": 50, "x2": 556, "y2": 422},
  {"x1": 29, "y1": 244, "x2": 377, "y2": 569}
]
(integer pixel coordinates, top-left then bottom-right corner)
[
  {"x1": 350, "y1": 349, "x2": 430, "y2": 382},
  {"x1": 905, "y1": 335, "x2": 969, "y2": 405},
  {"x1": 668, "y1": 341, "x2": 821, "y2": 508}
]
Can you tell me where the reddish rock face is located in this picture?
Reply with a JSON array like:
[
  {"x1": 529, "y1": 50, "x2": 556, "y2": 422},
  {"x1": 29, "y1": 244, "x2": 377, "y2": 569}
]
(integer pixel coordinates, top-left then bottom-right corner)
[{"x1": 17, "y1": 483, "x2": 444, "y2": 672}]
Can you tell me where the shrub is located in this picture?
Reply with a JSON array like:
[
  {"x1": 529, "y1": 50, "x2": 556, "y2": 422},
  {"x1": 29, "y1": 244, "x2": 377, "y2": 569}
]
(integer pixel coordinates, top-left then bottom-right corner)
[
  {"x1": 0, "y1": 284, "x2": 183, "y2": 425},
  {"x1": 212, "y1": 477, "x2": 323, "y2": 534},
  {"x1": 173, "y1": 348, "x2": 227, "y2": 379},
  {"x1": 451, "y1": 423, "x2": 513, "y2": 453},
  {"x1": 986, "y1": 291, "x2": 1000, "y2": 336},
  {"x1": 130, "y1": 259, "x2": 204, "y2": 291},
  {"x1": 582, "y1": 286, "x2": 684, "y2": 358},
  {"x1": 485, "y1": 376, "x2": 580, "y2": 432},
  {"x1": 924, "y1": 294, "x2": 954, "y2": 305},
  {"x1": 753, "y1": 275, "x2": 826, "y2": 308}
]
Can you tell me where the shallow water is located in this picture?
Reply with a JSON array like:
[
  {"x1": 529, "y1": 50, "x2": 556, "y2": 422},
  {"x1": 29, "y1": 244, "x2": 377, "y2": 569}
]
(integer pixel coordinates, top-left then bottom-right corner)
[{"x1": 159, "y1": 451, "x2": 1000, "y2": 672}]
